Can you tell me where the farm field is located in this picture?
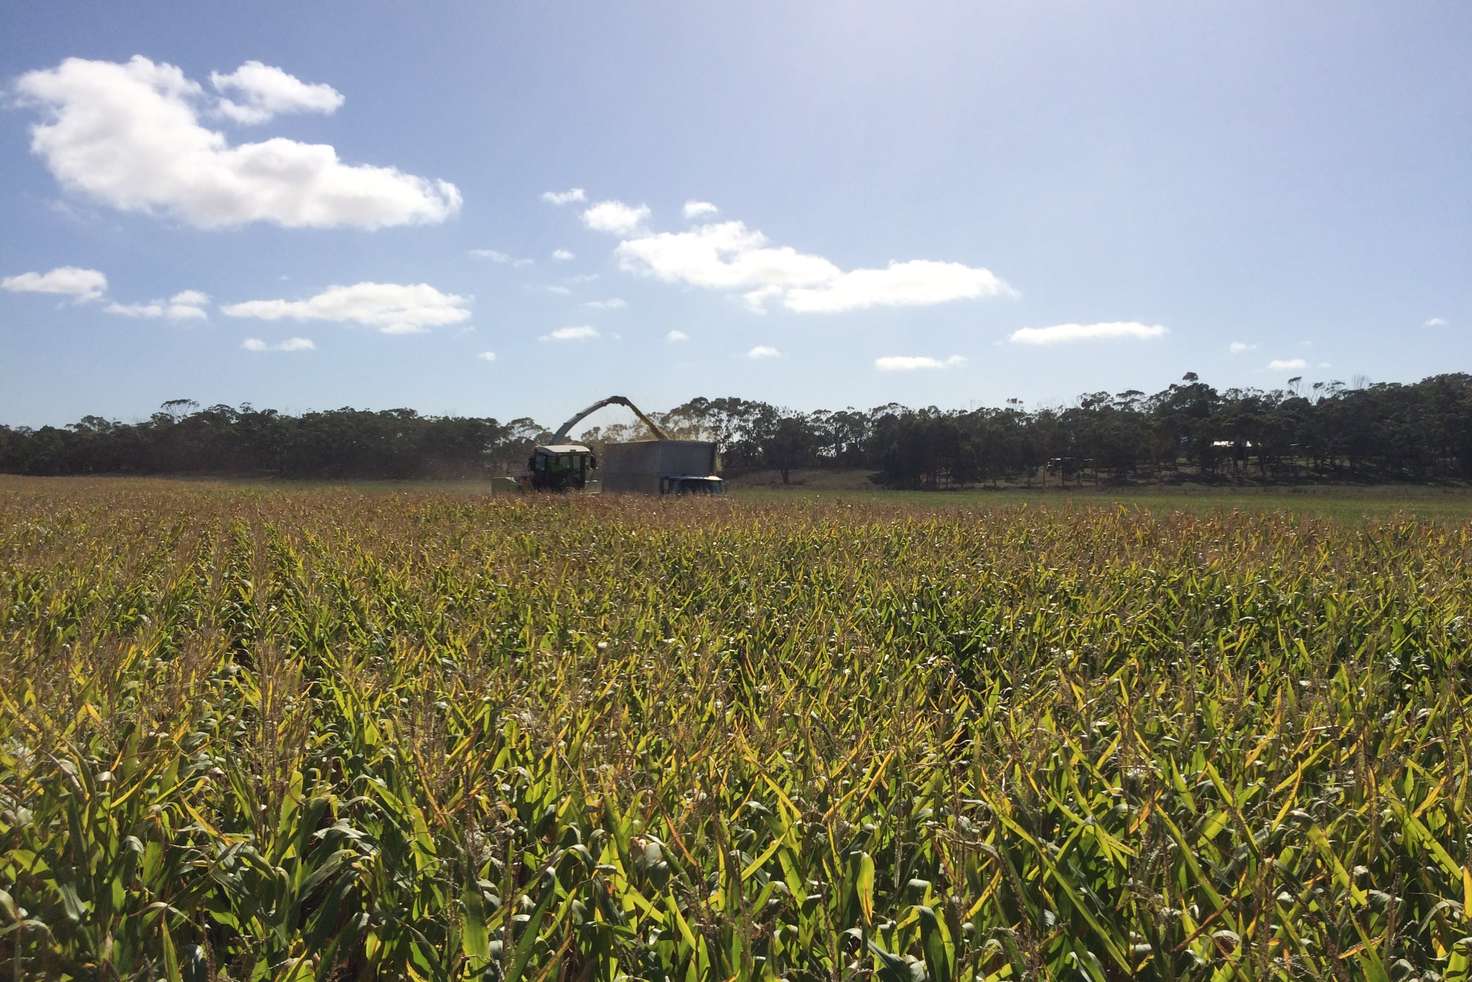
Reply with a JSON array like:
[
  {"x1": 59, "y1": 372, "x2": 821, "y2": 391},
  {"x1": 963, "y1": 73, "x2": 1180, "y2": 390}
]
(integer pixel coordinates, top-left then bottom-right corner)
[
  {"x1": 2, "y1": 476, "x2": 1471, "y2": 979},
  {"x1": 735, "y1": 483, "x2": 1472, "y2": 524}
]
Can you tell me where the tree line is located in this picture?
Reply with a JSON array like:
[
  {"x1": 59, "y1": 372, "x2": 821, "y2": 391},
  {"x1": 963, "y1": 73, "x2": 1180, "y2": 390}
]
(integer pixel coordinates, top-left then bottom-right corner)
[{"x1": 3, "y1": 373, "x2": 1471, "y2": 485}]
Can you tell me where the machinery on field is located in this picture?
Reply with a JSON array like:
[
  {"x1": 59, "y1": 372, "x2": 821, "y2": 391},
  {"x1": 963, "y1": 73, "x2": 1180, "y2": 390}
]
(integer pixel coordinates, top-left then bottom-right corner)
[{"x1": 508, "y1": 395, "x2": 724, "y2": 494}]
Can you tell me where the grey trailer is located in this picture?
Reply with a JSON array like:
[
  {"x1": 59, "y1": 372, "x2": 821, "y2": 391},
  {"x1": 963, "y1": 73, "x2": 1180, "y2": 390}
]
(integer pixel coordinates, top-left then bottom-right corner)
[{"x1": 602, "y1": 439, "x2": 721, "y2": 494}]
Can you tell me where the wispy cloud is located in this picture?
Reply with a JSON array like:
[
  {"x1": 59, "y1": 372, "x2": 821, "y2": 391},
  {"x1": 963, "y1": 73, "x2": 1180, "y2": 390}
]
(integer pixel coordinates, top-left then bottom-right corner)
[
  {"x1": 747, "y1": 344, "x2": 781, "y2": 359},
  {"x1": 551, "y1": 248, "x2": 575, "y2": 262},
  {"x1": 1009, "y1": 321, "x2": 1168, "y2": 345},
  {"x1": 469, "y1": 249, "x2": 533, "y2": 268},
  {"x1": 2, "y1": 266, "x2": 107, "y2": 301},
  {"x1": 1424, "y1": 316, "x2": 1448, "y2": 328},
  {"x1": 106, "y1": 289, "x2": 209, "y2": 321},
  {"x1": 1228, "y1": 341, "x2": 1257, "y2": 354},
  {"x1": 539, "y1": 325, "x2": 600, "y2": 342},
  {"x1": 683, "y1": 200, "x2": 719, "y2": 220},
  {"x1": 1267, "y1": 357, "x2": 1307, "y2": 371},
  {"x1": 477, "y1": 351, "x2": 496, "y2": 362},
  {"x1": 541, "y1": 187, "x2": 587, "y2": 206},
  {"x1": 223, "y1": 282, "x2": 470, "y2": 335},
  {"x1": 242, "y1": 336, "x2": 314, "y2": 352},
  {"x1": 665, "y1": 329, "x2": 689, "y2": 343},
  {"x1": 875, "y1": 354, "x2": 967, "y2": 371},
  {"x1": 583, "y1": 297, "x2": 627, "y2": 310}
]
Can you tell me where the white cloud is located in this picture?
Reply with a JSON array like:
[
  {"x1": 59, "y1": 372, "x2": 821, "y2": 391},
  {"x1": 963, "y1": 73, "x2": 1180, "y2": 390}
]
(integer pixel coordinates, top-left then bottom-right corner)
[
  {"x1": 615, "y1": 219, "x2": 1012, "y2": 313},
  {"x1": 15, "y1": 56, "x2": 460, "y2": 229},
  {"x1": 242, "y1": 336, "x2": 314, "y2": 352},
  {"x1": 105, "y1": 302, "x2": 163, "y2": 318},
  {"x1": 665, "y1": 329, "x2": 689, "y2": 343},
  {"x1": 543, "y1": 285, "x2": 573, "y2": 296},
  {"x1": 1228, "y1": 341, "x2": 1257, "y2": 354},
  {"x1": 169, "y1": 303, "x2": 208, "y2": 320},
  {"x1": 551, "y1": 248, "x2": 575, "y2": 262},
  {"x1": 1425, "y1": 316, "x2": 1448, "y2": 328},
  {"x1": 170, "y1": 289, "x2": 209, "y2": 306},
  {"x1": 583, "y1": 200, "x2": 651, "y2": 235},
  {"x1": 683, "y1": 200, "x2": 719, "y2": 220},
  {"x1": 785, "y1": 261, "x2": 1013, "y2": 313},
  {"x1": 1008, "y1": 321, "x2": 1168, "y2": 345},
  {"x1": 583, "y1": 297, "x2": 627, "y2": 310},
  {"x1": 875, "y1": 354, "x2": 968, "y2": 371},
  {"x1": 564, "y1": 273, "x2": 599, "y2": 284},
  {"x1": 1, "y1": 266, "x2": 107, "y2": 301},
  {"x1": 469, "y1": 249, "x2": 532, "y2": 268},
  {"x1": 209, "y1": 60, "x2": 344, "y2": 124},
  {"x1": 619, "y1": 221, "x2": 836, "y2": 292},
  {"x1": 541, "y1": 187, "x2": 586, "y2": 206},
  {"x1": 222, "y1": 282, "x2": 470, "y2": 334},
  {"x1": 747, "y1": 344, "x2": 781, "y2": 359},
  {"x1": 477, "y1": 350, "x2": 497, "y2": 362},
  {"x1": 105, "y1": 298, "x2": 207, "y2": 321},
  {"x1": 1267, "y1": 357, "x2": 1308, "y2": 371},
  {"x1": 540, "y1": 325, "x2": 600, "y2": 342}
]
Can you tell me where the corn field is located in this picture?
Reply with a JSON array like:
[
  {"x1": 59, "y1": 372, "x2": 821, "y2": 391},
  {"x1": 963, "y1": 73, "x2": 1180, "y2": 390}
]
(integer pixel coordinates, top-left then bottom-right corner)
[{"x1": 2, "y1": 478, "x2": 1471, "y2": 981}]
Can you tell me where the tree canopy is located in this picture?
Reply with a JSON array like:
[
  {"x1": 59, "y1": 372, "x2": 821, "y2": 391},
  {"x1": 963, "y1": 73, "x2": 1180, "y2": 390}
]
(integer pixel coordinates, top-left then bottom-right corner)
[{"x1": 4, "y1": 373, "x2": 1471, "y2": 486}]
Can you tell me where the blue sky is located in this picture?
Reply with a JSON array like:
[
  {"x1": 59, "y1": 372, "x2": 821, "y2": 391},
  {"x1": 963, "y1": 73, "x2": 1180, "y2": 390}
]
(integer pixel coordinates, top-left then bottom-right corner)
[{"x1": 2, "y1": 1, "x2": 1469, "y2": 429}]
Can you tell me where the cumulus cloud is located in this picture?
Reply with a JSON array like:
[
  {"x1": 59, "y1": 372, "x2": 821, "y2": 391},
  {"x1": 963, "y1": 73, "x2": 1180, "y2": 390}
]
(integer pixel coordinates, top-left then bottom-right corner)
[
  {"x1": 241, "y1": 336, "x2": 314, "y2": 352},
  {"x1": 1228, "y1": 341, "x2": 1257, "y2": 354},
  {"x1": 540, "y1": 325, "x2": 600, "y2": 342},
  {"x1": 14, "y1": 56, "x2": 461, "y2": 229},
  {"x1": 874, "y1": 354, "x2": 968, "y2": 372},
  {"x1": 583, "y1": 297, "x2": 627, "y2": 310},
  {"x1": 469, "y1": 249, "x2": 532, "y2": 267},
  {"x1": 541, "y1": 187, "x2": 586, "y2": 205},
  {"x1": 222, "y1": 282, "x2": 470, "y2": 334},
  {"x1": 615, "y1": 219, "x2": 1012, "y2": 313},
  {"x1": 477, "y1": 350, "x2": 497, "y2": 362},
  {"x1": 1425, "y1": 316, "x2": 1448, "y2": 328},
  {"x1": 170, "y1": 289, "x2": 209, "y2": 306},
  {"x1": 1, "y1": 265, "x2": 108, "y2": 301},
  {"x1": 683, "y1": 200, "x2": 719, "y2": 220},
  {"x1": 747, "y1": 344, "x2": 781, "y2": 359},
  {"x1": 1008, "y1": 321, "x2": 1168, "y2": 345},
  {"x1": 551, "y1": 248, "x2": 575, "y2": 262},
  {"x1": 583, "y1": 200, "x2": 651, "y2": 235},
  {"x1": 1267, "y1": 357, "x2": 1308, "y2": 371},
  {"x1": 665, "y1": 329, "x2": 689, "y2": 343},
  {"x1": 209, "y1": 60, "x2": 344, "y2": 124}
]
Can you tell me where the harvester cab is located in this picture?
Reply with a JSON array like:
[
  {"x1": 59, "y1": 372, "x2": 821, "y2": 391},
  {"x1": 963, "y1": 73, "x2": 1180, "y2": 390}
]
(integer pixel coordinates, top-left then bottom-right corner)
[{"x1": 527, "y1": 443, "x2": 596, "y2": 491}]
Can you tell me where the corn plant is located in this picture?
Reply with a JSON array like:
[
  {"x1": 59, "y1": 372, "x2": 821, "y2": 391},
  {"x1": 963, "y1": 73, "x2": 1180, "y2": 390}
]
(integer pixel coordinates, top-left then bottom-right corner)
[{"x1": 1, "y1": 477, "x2": 1470, "y2": 979}]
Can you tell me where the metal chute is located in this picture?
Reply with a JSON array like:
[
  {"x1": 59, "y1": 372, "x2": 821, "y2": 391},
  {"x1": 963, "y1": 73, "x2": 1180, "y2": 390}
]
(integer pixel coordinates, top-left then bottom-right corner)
[{"x1": 552, "y1": 395, "x2": 669, "y2": 443}]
